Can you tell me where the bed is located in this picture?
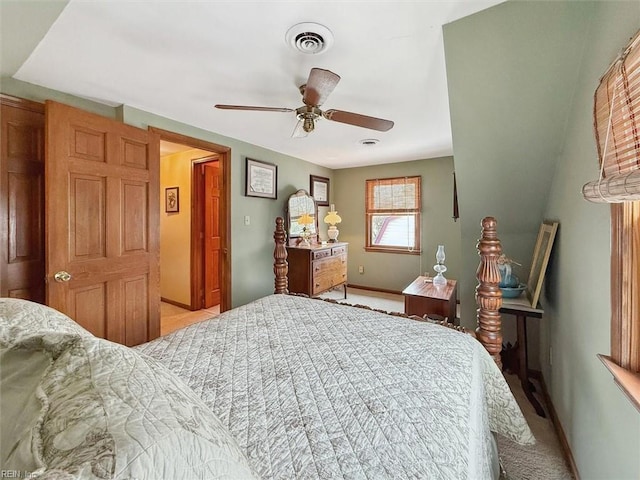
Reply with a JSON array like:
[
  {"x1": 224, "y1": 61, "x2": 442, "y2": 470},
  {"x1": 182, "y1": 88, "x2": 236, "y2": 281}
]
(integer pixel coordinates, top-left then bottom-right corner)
[{"x1": 0, "y1": 216, "x2": 533, "y2": 479}]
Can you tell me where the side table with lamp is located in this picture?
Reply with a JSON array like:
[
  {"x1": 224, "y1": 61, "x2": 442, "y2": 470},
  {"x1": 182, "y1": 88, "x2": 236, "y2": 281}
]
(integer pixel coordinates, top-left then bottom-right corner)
[{"x1": 403, "y1": 245, "x2": 458, "y2": 324}]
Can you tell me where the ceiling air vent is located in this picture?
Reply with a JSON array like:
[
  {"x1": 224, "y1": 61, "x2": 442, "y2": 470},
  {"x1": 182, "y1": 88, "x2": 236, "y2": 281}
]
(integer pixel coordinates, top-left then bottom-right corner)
[
  {"x1": 285, "y1": 23, "x2": 334, "y2": 55},
  {"x1": 359, "y1": 138, "x2": 380, "y2": 146}
]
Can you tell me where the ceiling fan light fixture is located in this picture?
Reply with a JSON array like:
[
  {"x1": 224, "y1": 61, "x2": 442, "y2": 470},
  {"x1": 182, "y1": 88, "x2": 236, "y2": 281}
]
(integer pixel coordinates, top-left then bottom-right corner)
[
  {"x1": 285, "y1": 22, "x2": 334, "y2": 55},
  {"x1": 302, "y1": 117, "x2": 315, "y2": 132},
  {"x1": 296, "y1": 105, "x2": 322, "y2": 133}
]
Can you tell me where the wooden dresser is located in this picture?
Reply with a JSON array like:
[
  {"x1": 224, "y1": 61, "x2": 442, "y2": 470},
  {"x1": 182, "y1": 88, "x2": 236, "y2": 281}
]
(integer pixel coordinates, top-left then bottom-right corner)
[{"x1": 286, "y1": 242, "x2": 348, "y2": 297}]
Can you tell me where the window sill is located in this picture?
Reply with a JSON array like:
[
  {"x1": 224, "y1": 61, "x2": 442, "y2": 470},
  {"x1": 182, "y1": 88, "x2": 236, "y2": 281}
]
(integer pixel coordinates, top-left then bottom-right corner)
[
  {"x1": 364, "y1": 247, "x2": 421, "y2": 255},
  {"x1": 598, "y1": 354, "x2": 640, "y2": 413}
]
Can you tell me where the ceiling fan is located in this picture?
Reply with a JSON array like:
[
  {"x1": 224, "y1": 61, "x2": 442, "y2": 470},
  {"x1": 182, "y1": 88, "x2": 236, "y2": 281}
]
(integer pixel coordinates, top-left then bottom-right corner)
[{"x1": 215, "y1": 68, "x2": 394, "y2": 137}]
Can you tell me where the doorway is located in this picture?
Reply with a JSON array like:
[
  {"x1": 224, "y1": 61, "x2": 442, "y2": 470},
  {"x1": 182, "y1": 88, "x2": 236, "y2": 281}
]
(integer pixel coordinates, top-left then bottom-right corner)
[
  {"x1": 154, "y1": 127, "x2": 231, "y2": 325},
  {"x1": 192, "y1": 157, "x2": 221, "y2": 309},
  {"x1": 0, "y1": 96, "x2": 231, "y2": 343}
]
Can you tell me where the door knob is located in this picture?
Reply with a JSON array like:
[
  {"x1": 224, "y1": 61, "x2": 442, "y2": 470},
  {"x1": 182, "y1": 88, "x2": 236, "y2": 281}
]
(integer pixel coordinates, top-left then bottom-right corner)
[{"x1": 54, "y1": 271, "x2": 72, "y2": 283}]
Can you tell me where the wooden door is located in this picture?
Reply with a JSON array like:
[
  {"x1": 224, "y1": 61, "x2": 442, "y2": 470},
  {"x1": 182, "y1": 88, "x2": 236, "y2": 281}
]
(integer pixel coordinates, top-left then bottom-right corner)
[
  {"x1": 0, "y1": 96, "x2": 45, "y2": 303},
  {"x1": 204, "y1": 161, "x2": 221, "y2": 307},
  {"x1": 46, "y1": 101, "x2": 159, "y2": 346}
]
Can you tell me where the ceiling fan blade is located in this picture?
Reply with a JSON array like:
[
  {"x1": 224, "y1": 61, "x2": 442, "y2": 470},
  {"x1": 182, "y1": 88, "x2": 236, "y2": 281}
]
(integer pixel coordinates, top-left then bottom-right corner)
[
  {"x1": 302, "y1": 68, "x2": 341, "y2": 107},
  {"x1": 324, "y1": 109, "x2": 394, "y2": 132},
  {"x1": 291, "y1": 119, "x2": 309, "y2": 138},
  {"x1": 215, "y1": 104, "x2": 294, "y2": 112}
]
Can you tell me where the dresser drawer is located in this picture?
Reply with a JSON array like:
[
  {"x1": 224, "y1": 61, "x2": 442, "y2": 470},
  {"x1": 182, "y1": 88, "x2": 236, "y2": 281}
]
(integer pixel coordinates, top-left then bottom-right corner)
[
  {"x1": 312, "y1": 254, "x2": 346, "y2": 275},
  {"x1": 331, "y1": 245, "x2": 347, "y2": 256},
  {"x1": 312, "y1": 248, "x2": 332, "y2": 260},
  {"x1": 312, "y1": 254, "x2": 347, "y2": 295},
  {"x1": 312, "y1": 270, "x2": 347, "y2": 295}
]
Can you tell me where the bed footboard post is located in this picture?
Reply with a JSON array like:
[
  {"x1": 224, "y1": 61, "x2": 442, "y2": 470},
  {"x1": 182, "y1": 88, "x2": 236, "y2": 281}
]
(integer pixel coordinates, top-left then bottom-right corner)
[
  {"x1": 274, "y1": 217, "x2": 289, "y2": 294},
  {"x1": 476, "y1": 217, "x2": 503, "y2": 368}
]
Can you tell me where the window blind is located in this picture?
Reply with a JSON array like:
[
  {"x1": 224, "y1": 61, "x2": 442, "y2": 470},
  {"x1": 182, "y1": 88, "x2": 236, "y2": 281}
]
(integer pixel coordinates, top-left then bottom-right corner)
[
  {"x1": 365, "y1": 177, "x2": 420, "y2": 211},
  {"x1": 583, "y1": 29, "x2": 640, "y2": 203},
  {"x1": 365, "y1": 176, "x2": 421, "y2": 253}
]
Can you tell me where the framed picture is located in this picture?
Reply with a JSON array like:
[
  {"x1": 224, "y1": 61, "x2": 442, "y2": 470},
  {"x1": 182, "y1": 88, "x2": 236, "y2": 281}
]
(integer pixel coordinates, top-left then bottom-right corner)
[
  {"x1": 165, "y1": 187, "x2": 179, "y2": 213},
  {"x1": 526, "y1": 220, "x2": 559, "y2": 307},
  {"x1": 310, "y1": 175, "x2": 330, "y2": 206},
  {"x1": 245, "y1": 158, "x2": 277, "y2": 199}
]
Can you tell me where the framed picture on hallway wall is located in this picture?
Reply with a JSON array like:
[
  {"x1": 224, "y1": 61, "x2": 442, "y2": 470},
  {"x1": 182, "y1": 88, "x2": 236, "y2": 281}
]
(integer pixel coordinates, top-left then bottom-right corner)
[{"x1": 165, "y1": 186, "x2": 179, "y2": 213}]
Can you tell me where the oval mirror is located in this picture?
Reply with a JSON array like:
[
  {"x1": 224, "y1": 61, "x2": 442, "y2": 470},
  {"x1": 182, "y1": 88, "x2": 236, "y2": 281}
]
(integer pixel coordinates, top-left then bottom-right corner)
[{"x1": 286, "y1": 189, "x2": 318, "y2": 241}]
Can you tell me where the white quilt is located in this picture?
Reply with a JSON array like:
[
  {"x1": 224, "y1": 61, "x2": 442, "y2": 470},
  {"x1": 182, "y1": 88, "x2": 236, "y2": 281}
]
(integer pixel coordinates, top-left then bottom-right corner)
[
  {"x1": 137, "y1": 294, "x2": 534, "y2": 480},
  {"x1": 0, "y1": 298, "x2": 257, "y2": 479}
]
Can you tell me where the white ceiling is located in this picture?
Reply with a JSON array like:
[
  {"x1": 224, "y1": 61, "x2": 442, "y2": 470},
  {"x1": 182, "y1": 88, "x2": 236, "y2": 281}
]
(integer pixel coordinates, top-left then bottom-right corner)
[{"x1": 13, "y1": 0, "x2": 505, "y2": 169}]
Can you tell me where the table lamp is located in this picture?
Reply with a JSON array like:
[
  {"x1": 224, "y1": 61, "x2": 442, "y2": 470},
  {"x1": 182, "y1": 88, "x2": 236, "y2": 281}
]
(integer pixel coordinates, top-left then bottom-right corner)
[
  {"x1": 324, "y1": 204, "x2": 342, "y2": 242},
  {"x1": 297, "y1": 213, "x2": 314, "y2": 246},
  {"x1": 433, "y1": 245, "x2": 447, "y2": 286}
]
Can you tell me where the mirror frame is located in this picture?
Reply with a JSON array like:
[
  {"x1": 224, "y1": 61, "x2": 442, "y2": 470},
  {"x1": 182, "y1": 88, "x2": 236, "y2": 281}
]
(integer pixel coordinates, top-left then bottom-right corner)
[
  {"x1": 526, "y1": 220, "x2": 559, "y2": 307},
  {"x1": 286, "y1": 189, "x2": 319, "y2": 243}
]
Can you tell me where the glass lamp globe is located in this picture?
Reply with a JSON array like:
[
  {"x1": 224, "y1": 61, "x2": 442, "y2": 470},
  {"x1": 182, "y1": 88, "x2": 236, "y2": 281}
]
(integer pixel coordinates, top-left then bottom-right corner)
[{"x1": 433, "y1": 245, "x2": 447, "y2": 286}]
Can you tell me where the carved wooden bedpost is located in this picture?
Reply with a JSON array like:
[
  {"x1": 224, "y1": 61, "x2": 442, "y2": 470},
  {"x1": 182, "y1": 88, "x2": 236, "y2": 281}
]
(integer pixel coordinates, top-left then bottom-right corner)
[
  {"x1": 476, "y1": 217, "x2": 503, "y2": 368},
  {"x1": 274, "y1": 217, "x2": 289, "y2": 294}
]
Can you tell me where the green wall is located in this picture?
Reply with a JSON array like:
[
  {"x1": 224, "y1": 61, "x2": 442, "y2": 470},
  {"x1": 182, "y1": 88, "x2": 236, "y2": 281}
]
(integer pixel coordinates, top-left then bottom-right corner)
[
  {"x1": 445, "y1": 1, "x2": 640, "y2": 477},
  {"x1": 444, "y1": 0, "x2": 594, "y2": 332},
  {"x1": 542, "y1": 2, "x2": 640, "y2": 478},
  {"x1": 121, "y1": 106, "x2": 333, "y2": 307},
  {"x1": 3, "y1": 77, "x2": 460, "y2": 307},
  {"x1": 1, "y1": 79, "x2": 332, "y2": 308},
  {"x1": 333, "y1": 157, "x2": 461, "y2": 295}
]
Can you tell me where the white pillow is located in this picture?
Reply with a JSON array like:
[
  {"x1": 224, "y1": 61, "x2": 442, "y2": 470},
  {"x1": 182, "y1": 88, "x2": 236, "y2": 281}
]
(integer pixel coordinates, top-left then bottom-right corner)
[
  {"x1": 0, "y1": 299, "x2": 257, "y2": 480},
  {"x1": 0, "y1": 298, "x2": 91, "y2": 353}
]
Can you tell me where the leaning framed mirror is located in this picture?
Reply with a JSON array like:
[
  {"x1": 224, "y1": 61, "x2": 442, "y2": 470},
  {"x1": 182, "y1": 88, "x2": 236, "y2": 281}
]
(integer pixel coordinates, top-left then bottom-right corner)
[
  {"x1": 526, "y1": 220, "x2": 559, "y2": 307},
  {"x1": 286, "y1": 189, "x2": 318, "y2": 244}
]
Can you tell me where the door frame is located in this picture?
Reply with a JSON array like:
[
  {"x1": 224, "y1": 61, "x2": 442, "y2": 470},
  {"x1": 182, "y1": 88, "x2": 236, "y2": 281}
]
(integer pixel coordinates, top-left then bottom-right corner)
[
  {"x1": 191, "y1": 155, "x2": 219, "y2": 309},
  {"x1": 0, "y1": 94, "x2": 46, "y2": 303},
  {"x1": 150, "y1": 127, "x2": 231, "y2": 313}
]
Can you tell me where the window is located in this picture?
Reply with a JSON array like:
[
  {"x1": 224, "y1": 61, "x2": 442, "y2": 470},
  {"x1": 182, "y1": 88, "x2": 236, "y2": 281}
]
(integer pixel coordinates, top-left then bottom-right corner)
[
  {"x1": 584, "y1": 28, "x2": 640, "y2": 409},
  {"x1": 365, "y1": 176, "x2": 421, "y2": 254},
  {"x1": 601, "y1": 202, "x2": 640, "y2": 410}
]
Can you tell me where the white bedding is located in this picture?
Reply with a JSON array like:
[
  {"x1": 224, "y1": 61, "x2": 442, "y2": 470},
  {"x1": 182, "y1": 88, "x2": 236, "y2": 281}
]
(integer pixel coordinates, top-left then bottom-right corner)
[
  {"x1": 0, "y1": 298, "x2": 257, "y2": 479},
  {"x1": 137, "y1": 294, "x2": 534, "y2": 479}
]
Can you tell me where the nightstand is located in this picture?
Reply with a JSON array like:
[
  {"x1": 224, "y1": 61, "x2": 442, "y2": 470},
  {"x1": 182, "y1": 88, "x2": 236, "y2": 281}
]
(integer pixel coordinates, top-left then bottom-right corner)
[{"x1": 402, "y1": 276, "x2": 457, "y2": 324}]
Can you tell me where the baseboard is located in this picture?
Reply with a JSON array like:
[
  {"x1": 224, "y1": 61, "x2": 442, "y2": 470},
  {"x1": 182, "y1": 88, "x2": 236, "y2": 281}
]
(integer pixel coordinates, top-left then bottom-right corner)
[
  {"x1": 346, "y1": 283, "x2": 403, "y2": 296},
  {"x1": 160, "y1": 297, "x2": 192, "y2": 311},
  {"x1": 529, "y1": 370, "x2": 581, "y2": 480}
]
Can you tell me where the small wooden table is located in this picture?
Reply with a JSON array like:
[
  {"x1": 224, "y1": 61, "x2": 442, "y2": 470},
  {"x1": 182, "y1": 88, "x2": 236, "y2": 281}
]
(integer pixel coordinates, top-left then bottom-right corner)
[
  {"x1": 500, "y1": 296, "x2": 546, "y2": 417},
  {"x1": 402, "y1": 276, "x2": 457, "y2": 323}
]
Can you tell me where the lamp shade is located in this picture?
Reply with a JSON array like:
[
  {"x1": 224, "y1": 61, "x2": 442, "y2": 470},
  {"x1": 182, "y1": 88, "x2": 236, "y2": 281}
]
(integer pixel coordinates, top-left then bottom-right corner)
[
  {"x1": 324, "y1": 211, "x2": 342, "y2": 225},
  {"x1": 297, "y1": 213, "x2": 314, "y2": 226}
]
